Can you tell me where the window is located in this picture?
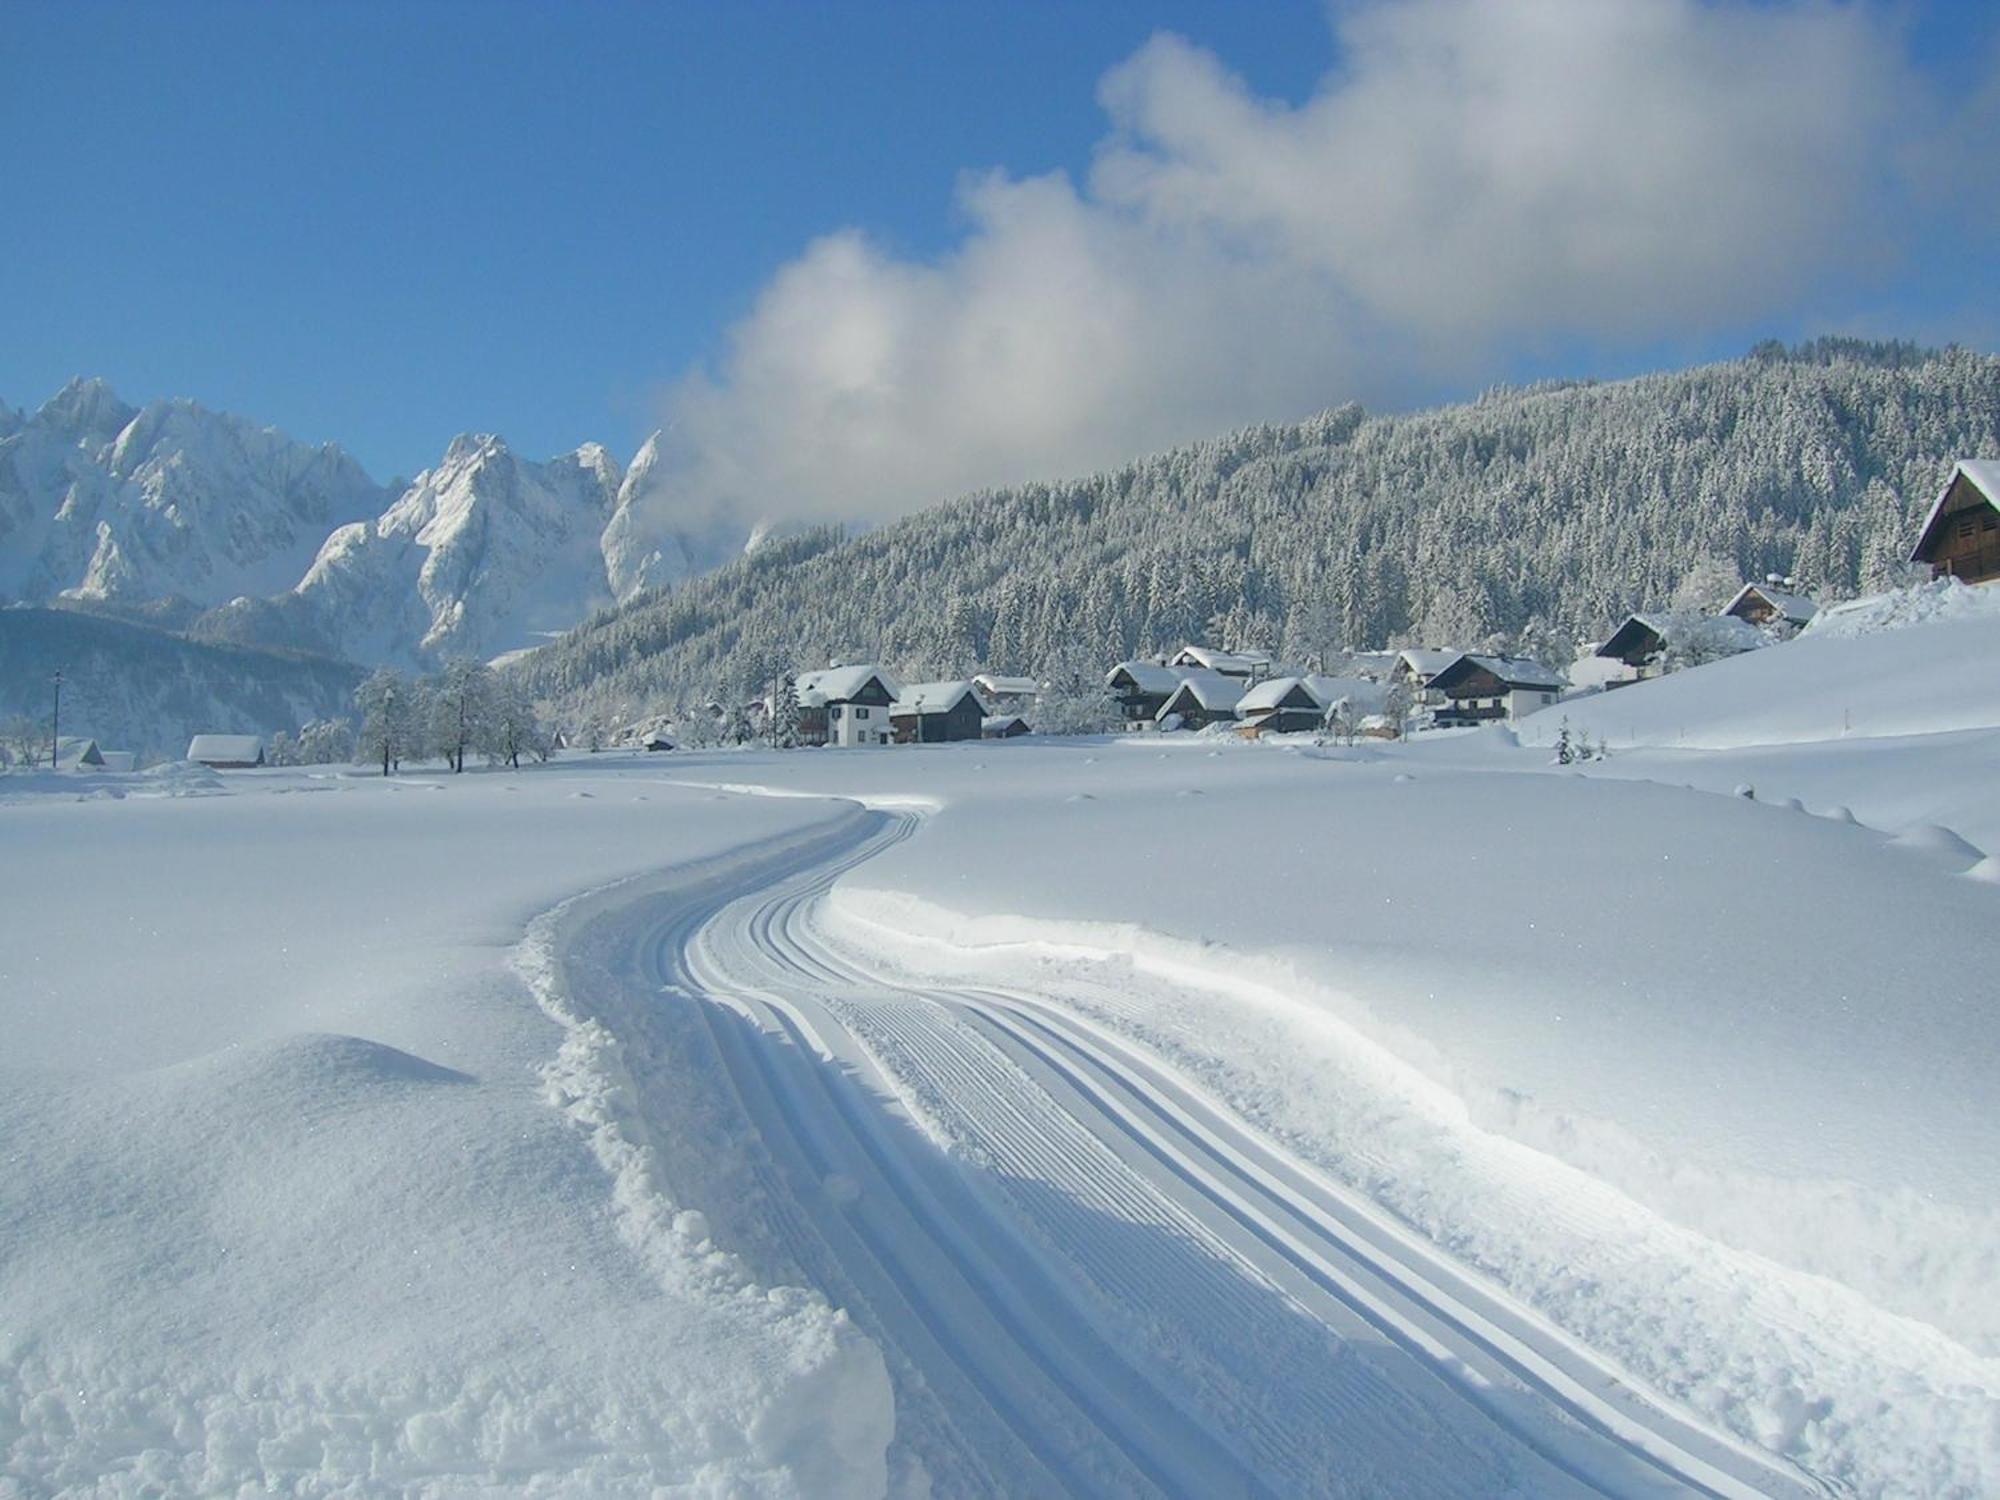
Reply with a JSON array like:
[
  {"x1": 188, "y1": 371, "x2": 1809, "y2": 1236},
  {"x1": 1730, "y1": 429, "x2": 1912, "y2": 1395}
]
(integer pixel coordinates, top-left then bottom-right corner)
[{"x1": 856, "y1": 706, "x2": 869, "y2": 720}]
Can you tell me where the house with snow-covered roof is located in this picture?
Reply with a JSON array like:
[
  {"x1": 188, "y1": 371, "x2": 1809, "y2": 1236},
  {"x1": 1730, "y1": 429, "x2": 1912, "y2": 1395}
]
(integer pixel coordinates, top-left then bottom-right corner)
[
  {"x1": 981, "y1": 714, "x2": 1030, "y2": 739},
  {"x1": 1105, "y1": 660, "x2": 1191, "y2": 729},
  {"x1": 1428, "y1": 656, "x2": 1561, "y2": 727},
  {"x1": 1236, "y1": 675, "x2": 1387, "y2": 735},
  {"x1": 1168, "y1": 644, "x2": 1274, "y2": 681},
  {"x1": 53, "y1": 736, "x2": 105, "y2": 770},
  {"x1": 1723, "y1": 582, "x2": 1818, "y2": 630},
  {"x1": 1156, "y1": 670, "x2": 1246, "y2": 731},
  {"x1": 186, "y1": 734, "x2": 264, "y2": 768},
  {"x1": 1910, "y1": 460, "x2": 2000, "y2": 585},
  {"x1": 890, "y1": 680, "x2": 983, "y2": 744},
  {"x1": 795, "y1": 665, "x2": 901, "y2": 747},
  {"x1": 971, "y1": 673, "x2": 1039, "y2": 712}
]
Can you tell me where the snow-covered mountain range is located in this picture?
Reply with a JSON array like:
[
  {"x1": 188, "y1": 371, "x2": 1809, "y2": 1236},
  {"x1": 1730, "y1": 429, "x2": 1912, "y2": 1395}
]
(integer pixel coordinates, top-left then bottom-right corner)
[{"x1": 0, "y1": 378, "x2": 756, "y2": 667}]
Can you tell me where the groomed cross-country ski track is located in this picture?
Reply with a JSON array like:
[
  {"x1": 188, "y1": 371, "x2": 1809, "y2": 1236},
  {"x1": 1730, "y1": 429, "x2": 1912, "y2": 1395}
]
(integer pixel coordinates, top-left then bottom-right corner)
[{"x1": 564, "y1": 792, "x2": 1835, "y2": 1499}]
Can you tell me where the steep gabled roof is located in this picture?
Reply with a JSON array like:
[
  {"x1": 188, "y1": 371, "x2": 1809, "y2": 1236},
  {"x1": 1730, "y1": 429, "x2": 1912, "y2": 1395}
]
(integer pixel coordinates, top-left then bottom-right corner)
[
  {"x1": 1106, "y1": 660, "x2": 1188, "y2": 695},
  {"x1": 1909, "y1": 460, "x2": 2000, "y2": 563},
  {"x1": 1597, "y1": 615, "x2": 1669, "y2": 662},
  {"x1": 795, "y1": 664, "x2": 901, "y2": 705},
  {"x1": 1158, "y1": 669, "x2": 1246, "y2": 717},
  {"x1": 1394, "y1": 648, "x2": 1463, "y2": 683},
  {"x1": 1723, "y1": 583, "x2": 1817, "y2": 626},
  {"x1": 1170, "y1": 644, "x2": 1270, "y2": 676},
  {"x1": 1235, "y1": 675, "x2": 1321, "y2": 715},
  {"x1": 893, "y1": 680, "x2": 978, "y2": 715},
  {"x1": 1431, "y1": 655, "x2": 1563, "y2": 694}
]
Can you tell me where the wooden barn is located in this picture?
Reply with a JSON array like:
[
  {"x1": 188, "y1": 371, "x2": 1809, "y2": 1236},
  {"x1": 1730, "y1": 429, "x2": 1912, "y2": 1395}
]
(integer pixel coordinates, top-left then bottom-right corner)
[
  {"x1": 981, "y1": 714, "x2": 1030, "y2": 739},
  {"x1": 890, "y1": 681, "x2": 984, "y2": 744},
  {"x1": 1909, "y1": 460, "x2": 2000, "y2": 584},
  {"x1": 1428, "y1": 656, "x2": 1562, "y2": 727}
]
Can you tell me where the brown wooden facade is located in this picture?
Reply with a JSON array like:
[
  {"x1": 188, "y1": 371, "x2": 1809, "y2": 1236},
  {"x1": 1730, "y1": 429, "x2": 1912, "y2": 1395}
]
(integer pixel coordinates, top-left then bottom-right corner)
[{"x1": 1912, "y1": 470, "x2": 2000, "y2": 584}]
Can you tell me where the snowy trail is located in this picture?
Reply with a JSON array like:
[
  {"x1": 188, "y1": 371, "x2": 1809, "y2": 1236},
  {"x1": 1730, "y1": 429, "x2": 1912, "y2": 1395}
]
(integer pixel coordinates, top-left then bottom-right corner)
[{"x1": 636, "y1": 802, "x2": 1830, "y2": 1499}]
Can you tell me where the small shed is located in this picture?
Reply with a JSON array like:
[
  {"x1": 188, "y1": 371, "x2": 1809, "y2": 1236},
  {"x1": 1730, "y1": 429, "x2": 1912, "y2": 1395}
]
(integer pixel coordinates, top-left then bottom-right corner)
[
  {"x1": 981, "y1": 714, "x2": 1030, "y2": 739},
  {"x1": 186, "y1": 734, "x2": 265, "y2": 769},
  {"x1": 890, "y1": 681, "x2": 984, "y2": 744},
  {"x1": 1909, "y1": 460, "x2": 2000, "y2": 584},
  {"x1": 54, "y1": 736, "x2": 105, "y2": 770},
  {"x1": 644, "y1": 735, "x2": 676, "y2": 752},
  {"x1": 98, "y1": 750, "x2": 137, "y2": 773},
  {"x1": 1723, "y1": 583, "x2": 1817, "y2": 629}
]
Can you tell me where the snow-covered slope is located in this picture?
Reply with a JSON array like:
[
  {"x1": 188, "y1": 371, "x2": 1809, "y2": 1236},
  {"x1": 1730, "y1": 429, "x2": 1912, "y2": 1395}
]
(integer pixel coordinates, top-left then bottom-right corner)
[
  {"x1": 0, "y1": 378, "x2": 388, "y2": 607},
  {"x1": 1526, "y1": 578, "x2": 2000, "y2": 749}
]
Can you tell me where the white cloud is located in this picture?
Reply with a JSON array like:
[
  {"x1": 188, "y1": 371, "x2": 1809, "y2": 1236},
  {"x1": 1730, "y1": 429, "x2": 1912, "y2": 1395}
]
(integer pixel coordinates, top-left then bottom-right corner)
[{"x1": 648, "y1": 0, "x2": 1944, "y2": 531}]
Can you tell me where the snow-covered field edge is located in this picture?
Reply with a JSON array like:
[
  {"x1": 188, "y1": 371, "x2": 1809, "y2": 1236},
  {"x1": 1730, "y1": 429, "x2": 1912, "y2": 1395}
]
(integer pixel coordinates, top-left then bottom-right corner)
[
  {"x1": 818, "y1": 883, "x2": 2000, "y2": 1498},
  {"x1": 508, "y1": 807, "x2": 896, "y2": 1500}
]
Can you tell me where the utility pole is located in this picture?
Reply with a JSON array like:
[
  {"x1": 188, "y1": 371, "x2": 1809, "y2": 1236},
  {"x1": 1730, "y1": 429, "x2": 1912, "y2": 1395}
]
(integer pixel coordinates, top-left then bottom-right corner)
[{"x1": 50, "y1": 669, "x2": 62, "y2": 769}]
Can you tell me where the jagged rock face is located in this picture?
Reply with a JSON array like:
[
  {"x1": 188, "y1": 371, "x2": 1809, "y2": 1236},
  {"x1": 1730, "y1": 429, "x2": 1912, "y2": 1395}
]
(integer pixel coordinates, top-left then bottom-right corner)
[
  {"x1": 291, "y1": 434, "x2": 629, "y2": 663},
  {"x1": 0, "y1": 378, "x2": 388, "y2": 608},
  {"x1": 1, "y1": 381, "x2": 764, "y2": 667}
]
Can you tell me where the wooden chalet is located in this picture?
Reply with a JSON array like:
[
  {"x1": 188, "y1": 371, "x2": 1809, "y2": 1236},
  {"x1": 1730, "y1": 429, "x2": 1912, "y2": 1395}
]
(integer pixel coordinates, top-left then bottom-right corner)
[
  {"x1": 1155, "y1": 669, "x2": 1246, "y2": 730},
  {"x1": 1723, "y1": 582, "x2": 1817, "y2": 629},
  {"x1": 1910, "y1": 460, "x2": 2000, "y2": 584},
  {"x1": 795, "y1": 666, "x2": 901, "y2": 747},
  {"x1": 890, "y1": 681, "x2": 984, "y2": 744},
  {"x1": 1427, "y1": 656, "x2": 1561, "y2": 727},
  {"x1": 1105, "y1": 660, "x2": 1189, "y2": 729}
]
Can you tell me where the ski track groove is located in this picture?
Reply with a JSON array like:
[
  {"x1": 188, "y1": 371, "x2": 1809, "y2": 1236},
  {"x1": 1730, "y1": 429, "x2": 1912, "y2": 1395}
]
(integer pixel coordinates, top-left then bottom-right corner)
[{"x1": 623, "y1": 802, "x2": 1835, "y2": 1500}]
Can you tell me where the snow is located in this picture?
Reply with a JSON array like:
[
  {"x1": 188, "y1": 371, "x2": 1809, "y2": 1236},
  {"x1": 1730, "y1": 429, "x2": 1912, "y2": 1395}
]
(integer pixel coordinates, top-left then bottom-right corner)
[
  {"x1": 0, "y1": 763, "x2": 892, "y2": 1497},
  {"x1": 796, "y1": 664, "x2": 902, "y2": 704},
  {"x1": 1725, "y1": 582, "x2": 1818, "y2": 624},
  {"x1": 891, "y1": 679, "x2": 977, "y2": 714},
  {"x1": 6, "y1": 591, "x2": 1998, "y2": 1498},
  {"x1": 1161, "y1": 667, "x2": 1245, "y2": 712},
  {"x1": 1103, "y1": 659, "x2": 1186, "y2": 694},
  {"x1": 1906, "y1": 458, "x2": 2000, "y2": 558}
]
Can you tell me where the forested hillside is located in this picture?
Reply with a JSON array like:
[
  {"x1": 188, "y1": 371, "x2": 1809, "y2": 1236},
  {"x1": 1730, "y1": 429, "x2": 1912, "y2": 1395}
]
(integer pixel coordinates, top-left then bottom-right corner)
[
  {"x1": 0, "y1": 607, "x2": 361, "y2": 762},
  {"x1": 521, "y1": 340, "x2": 1998, "y2": 724}
]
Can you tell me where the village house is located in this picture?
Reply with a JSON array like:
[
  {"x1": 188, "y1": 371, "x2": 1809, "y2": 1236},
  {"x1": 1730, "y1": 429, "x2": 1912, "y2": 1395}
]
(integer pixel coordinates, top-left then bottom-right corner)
[
  {"x1": 186, "y1": 734, "x2": 265, "y2": 768},
  {"x1": 1586, "y1": 616, "x2": 1671, "y2": 689},
  {"x1": 1723, "y1": 581, "x2": 1818, "y2": 630},
  {"x1": 1105, "y1": 660, "x2": 1190, "y2": 729},
  {"x1": 795, "y1": 666, "x2": 901, "y2": 747},
  {"x1": 1235, "y1": 674, "x2": 1387, "y2": 736},
  {"x1": 1156, "y1": 669, "x2": 1247, "y2": 730},
  {"x1": 1169, "y1": 644, "x2": 1275, "y2": 681},
  {"x1": 890, "y1": 680, "x2": 984, "y2": 744},
  {"x1": 971, "y1": 674, "x2": 1039, "y2": 713},
  {"x1": 1909, "y1": 459, "x2": 2000, "y2": 585},
  {"x1": 1427, "y1": 656, "x2": 1562, "y2": 727},
  {"x1": 1390, "y1": 648, "x2": 1463, "y2": 722}
]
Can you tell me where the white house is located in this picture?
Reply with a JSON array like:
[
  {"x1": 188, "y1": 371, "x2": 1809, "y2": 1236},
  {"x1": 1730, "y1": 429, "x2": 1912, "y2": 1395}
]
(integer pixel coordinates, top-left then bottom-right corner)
[
  {"x1": 186, "y1": 734, "x2": 265, "y2": 768},
  {"x1": 796, "y1": 665, "x2": 901, "y2": 747}
]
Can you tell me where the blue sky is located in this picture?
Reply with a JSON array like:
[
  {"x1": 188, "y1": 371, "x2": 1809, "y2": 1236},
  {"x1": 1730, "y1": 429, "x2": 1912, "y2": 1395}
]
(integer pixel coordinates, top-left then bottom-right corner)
[{"x1": 5, "y1": 0, "x2": 1998, "y2": 508}]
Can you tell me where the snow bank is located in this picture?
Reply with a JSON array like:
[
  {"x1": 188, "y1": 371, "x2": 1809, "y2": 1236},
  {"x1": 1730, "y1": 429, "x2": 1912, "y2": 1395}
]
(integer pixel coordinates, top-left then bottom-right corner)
[
  {"x1": 1524, "y1": 585, "x2": 2000, "y2": 748},
  {"x1": 0, "y1": 766, "x2": 893, "y2": 1497},
  {"x1": 1805, "y1": 577, "x2": 2000, "y2": 639}
]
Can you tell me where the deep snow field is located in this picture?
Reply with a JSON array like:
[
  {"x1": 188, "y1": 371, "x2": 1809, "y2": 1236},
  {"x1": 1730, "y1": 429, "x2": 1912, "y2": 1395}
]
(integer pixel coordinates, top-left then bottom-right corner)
[{"x1": 3, "y1": 586, "x2": 1997, "y2": 1498}]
